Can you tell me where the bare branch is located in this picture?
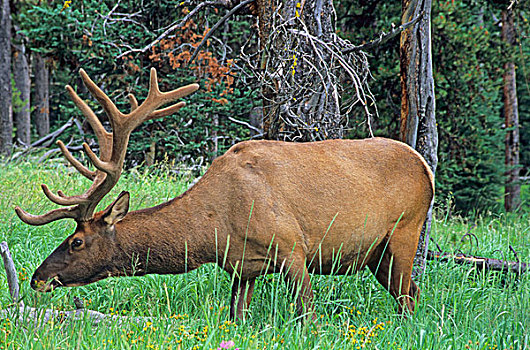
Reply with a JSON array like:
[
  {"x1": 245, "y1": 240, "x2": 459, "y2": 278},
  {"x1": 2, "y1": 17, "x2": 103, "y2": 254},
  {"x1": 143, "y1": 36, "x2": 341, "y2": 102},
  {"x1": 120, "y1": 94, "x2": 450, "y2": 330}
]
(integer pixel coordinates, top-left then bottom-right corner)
[
  {"x1": 343, "y1": 11, "x2": 425, "y2": 54},
  {"x1": 0, "y1": 242, "x2": 152, "y2": 326},
  {"x1": 0, "y1": 303, "x2": 153, "y2": 328},
  {"x1": 116, "y1": 1, "x2": 238, "y2": 60},
  {"x1": 102, "y1": 0, "x2": 122, "y2": 36},
  {"x1": 29, "y1": 118, "x2": 75, "y2": 148},
  {"x1": 188, "y1": 0, "x2": 255, "y2": 65},
  {"x1": 427, "y1": 250, "x2": 528, "y2": 275},
  {"x1": 233, "y1": 0, "x2": 378, "y2": 141},
  {"x1": 228, "y1": 116, "x2": 262, "y2": 134}
]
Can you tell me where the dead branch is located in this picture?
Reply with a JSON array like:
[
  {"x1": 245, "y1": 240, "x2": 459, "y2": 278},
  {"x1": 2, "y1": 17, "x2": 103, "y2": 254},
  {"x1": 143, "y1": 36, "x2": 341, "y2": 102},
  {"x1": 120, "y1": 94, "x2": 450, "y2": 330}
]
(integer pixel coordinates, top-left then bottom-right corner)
[
  {"x1": 37, "y1": 144, "x2": 85, "y2": 164},
  {"x1": 228, "y1": 116, "x2": 263, "y2": 134},
  {"x1": 29, "y1": 117, "x2": 75, "y2": 148},
  {"x1": 8, "y1": 118, "x2": 91, "y2": 164},
  {"x1": 427, "y1": 250, "x2": 528, "y2": 275},
  {"x1": 101, "y1": 0, "x2": 123, "y2": 36},
  {"x1": 288, "y1": 28, "x2": 376, "y2": 137},
  {"x1": 427, "y1": 232, "x2": 528, "y2": 275},
  {"x1": 188, "y1": 0, "x2": 255, "y2": 65},
  {"x1": 116, "y1": 0, "x2": 242, "y2": 60},
  {"x1": 343, "y1": 11, "x2": 425, "y2": 53}
]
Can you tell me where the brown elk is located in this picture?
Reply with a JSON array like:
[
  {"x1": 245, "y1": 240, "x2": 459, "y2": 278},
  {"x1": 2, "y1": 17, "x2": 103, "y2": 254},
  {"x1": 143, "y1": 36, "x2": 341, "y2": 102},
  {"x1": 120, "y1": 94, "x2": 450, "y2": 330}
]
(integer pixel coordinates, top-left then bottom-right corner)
[{"x1": 16, "y1": 68, "x2": 434, "y2": 320}]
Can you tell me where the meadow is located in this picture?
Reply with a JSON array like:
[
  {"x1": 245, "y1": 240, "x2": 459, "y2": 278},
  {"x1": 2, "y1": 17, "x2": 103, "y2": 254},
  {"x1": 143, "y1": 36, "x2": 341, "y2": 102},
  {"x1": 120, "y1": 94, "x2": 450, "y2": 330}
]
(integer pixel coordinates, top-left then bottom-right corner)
[{"x1": 0, "y1": 160, "x2": 528, "y2": 349}]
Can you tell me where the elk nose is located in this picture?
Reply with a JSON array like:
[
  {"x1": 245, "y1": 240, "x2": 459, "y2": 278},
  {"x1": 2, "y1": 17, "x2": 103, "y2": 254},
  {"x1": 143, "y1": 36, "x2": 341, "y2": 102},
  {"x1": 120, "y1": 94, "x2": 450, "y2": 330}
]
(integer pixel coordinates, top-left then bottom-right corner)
[
  {"x1": 30, "y1": 277, "x2": 39, "y2": 290},
  {"x1": 30, "y1": 274, "x2": 45, "y2": 291}
]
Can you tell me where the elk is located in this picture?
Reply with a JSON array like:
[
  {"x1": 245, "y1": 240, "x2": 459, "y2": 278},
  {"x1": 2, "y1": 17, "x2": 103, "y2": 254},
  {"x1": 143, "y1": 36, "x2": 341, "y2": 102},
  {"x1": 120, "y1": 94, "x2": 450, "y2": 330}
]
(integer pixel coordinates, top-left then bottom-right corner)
[{"x1": 16, "y1": 68, "x2": 434, "y2": 320}]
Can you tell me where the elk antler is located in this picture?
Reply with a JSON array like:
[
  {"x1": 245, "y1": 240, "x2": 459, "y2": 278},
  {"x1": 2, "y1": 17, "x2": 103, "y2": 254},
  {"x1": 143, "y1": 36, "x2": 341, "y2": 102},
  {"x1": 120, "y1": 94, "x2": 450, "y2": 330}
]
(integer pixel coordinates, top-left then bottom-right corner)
[{"x1": 15, "y1": 68, "x2": 199, "y2": 225}]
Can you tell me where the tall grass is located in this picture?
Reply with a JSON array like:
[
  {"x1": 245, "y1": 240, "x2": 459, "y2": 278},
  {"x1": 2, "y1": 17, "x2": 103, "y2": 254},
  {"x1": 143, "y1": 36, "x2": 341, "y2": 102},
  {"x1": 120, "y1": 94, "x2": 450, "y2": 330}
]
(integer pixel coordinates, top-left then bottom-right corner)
[{"x1": 0, "y1": 160, "x2": 528, "y2": 349}]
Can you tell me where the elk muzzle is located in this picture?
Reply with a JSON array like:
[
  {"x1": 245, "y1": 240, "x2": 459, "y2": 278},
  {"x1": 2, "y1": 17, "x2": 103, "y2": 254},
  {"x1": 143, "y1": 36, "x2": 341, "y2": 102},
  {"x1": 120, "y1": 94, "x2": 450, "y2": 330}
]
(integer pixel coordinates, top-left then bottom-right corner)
[{"x1": 30, "y1": 271, "x2": 63, "y2": 292}]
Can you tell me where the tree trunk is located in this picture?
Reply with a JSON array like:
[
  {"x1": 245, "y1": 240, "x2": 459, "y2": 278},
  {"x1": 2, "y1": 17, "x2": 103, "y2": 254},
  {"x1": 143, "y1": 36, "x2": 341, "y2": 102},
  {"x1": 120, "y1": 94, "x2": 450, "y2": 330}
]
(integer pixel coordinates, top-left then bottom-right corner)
[
  {"x1": 255, "y1": 0, "x2": 275, "y2": 138},
  {"x1": 0, "y1": 0, "x2": 12, "y2": 156},
  {"x1": 400, "y1": 0, "x2": 437, "y2": 277},
  {"x1": 33, "y1": 53, "x2": 49, "y2": 138},
  {"x1": 502, "y1": 9, "x2": 520, "y2": 212},
  {"x1": 249, "y1": 106, "x2": 263, "y2": 137},
  {"x1": 254, "y1": 0, "x2": 367, "y2": 141},
  {"x1": 13, "y1": 28, "x2": 31, "y2": 145}
]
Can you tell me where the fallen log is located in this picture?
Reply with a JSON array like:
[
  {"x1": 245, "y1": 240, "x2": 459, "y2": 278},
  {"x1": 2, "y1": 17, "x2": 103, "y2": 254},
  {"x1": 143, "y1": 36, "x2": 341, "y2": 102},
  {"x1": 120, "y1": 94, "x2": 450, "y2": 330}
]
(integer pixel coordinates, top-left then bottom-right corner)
[
  {"x1": 426, "y1": 250, "x2": 528, "y2": 275},
  {"x1": 0, "y1": 304, "x2": 152, "y2": 327},
  {"x1": 9, "y1": 118, "x2": 78, "y2": 162},
  {"x1": 29, "y1": 117, "x2": 75, "y2": 148}
]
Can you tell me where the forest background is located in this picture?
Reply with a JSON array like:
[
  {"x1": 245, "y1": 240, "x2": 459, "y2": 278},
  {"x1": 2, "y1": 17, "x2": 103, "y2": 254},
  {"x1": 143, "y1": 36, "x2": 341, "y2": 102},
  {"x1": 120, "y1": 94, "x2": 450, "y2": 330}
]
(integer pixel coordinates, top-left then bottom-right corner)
[{"x1": 2, "y1": 0, "x2": 530, "y2": 216}]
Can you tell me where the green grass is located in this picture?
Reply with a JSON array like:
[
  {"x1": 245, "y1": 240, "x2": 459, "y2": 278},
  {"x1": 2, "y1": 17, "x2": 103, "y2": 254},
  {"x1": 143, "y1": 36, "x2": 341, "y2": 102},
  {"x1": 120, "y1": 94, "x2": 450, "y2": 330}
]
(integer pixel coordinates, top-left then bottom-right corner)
[{"x1": 1, "y1": 160, "x2": 529, "y2": 349}]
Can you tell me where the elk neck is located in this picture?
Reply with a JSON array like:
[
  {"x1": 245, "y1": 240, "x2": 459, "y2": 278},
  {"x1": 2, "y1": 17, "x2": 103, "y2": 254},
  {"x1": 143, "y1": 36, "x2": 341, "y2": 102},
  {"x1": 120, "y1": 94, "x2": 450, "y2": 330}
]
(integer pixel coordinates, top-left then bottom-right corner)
[{"x1": 112, "y1": 186, "x2": 223, "y2": 276}]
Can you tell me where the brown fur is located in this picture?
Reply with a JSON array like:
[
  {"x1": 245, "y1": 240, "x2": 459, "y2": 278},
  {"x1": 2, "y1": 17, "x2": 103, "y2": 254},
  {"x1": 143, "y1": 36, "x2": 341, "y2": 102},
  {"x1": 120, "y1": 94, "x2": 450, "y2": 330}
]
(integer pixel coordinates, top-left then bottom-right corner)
[{"x1": 30, "y1": 137, "x2": 434, "y2": 320}]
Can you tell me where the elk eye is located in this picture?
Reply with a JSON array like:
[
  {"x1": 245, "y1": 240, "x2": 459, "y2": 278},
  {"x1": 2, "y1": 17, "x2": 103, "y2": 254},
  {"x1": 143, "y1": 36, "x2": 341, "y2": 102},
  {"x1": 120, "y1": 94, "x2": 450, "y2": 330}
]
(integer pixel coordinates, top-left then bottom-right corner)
[{"x1": 71, "y1": 238, "x2": 83, "y2": 249}]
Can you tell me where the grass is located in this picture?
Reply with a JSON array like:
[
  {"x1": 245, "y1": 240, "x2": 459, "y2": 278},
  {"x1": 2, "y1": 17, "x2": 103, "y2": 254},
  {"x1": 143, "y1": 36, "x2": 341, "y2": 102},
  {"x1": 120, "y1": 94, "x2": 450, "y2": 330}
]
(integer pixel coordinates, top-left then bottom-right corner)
[{"x1": 0, "y1": 160, "x2": 529, "y2": 349}]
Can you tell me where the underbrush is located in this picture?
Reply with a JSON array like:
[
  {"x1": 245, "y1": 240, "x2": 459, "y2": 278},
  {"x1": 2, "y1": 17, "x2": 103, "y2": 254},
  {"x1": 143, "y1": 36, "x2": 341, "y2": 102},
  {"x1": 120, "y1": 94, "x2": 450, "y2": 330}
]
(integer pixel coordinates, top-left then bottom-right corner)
[{"x1": 0, "y1": 161, "x2": 528, "y2": 349}]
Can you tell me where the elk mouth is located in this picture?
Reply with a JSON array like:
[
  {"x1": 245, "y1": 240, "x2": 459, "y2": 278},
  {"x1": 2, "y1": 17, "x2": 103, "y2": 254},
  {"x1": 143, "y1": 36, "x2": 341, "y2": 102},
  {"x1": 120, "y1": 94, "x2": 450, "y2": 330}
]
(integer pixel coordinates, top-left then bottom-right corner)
[
  {"x1": 31, "y1": 276, "x2": 63, "y2": 292},
  {"x1": 31, "y1": 275, "x2": 98, "y2": 291}
]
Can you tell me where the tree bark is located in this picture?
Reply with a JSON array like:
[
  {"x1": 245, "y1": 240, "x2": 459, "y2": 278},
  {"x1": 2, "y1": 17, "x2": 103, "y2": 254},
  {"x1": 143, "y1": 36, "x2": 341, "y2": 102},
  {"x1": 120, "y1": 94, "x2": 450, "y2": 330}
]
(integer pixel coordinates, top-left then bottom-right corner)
[
  {"x1": 249, "y1": 106, "x2": 263, "y2": 137},
  {"x1": 255, "y1": 0, "x2": 276, "y2": 138},
  {"x1": 13, "y1": 27, "x2": 31, "y2": 145},
  {"x1": 0, "y1": 0, "x2": 12, "y2": 156},
  {"x1": 502, "y1": 9, "x2": 520, "y2": 212},
  {"x1": 400, "y1": 0, "x2": 437, "y2": 277},
  {"x1": 32, "y1": 53, "x2": 49, "y2": 138}
]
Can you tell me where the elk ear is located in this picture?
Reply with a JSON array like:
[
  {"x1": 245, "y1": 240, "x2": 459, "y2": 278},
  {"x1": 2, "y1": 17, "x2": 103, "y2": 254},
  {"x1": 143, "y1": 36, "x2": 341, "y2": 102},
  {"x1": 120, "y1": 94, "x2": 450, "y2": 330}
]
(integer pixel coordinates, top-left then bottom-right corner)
[{"x1": 102, "y1": 191, "x2": 130, "y2": 226}]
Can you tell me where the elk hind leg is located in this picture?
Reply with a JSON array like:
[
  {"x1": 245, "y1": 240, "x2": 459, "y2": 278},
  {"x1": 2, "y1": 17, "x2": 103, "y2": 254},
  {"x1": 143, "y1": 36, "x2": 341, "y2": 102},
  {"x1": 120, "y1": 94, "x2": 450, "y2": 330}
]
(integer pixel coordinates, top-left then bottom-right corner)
[{"x1": 368, "y1": 228, "x2": 419, "y2": 314}]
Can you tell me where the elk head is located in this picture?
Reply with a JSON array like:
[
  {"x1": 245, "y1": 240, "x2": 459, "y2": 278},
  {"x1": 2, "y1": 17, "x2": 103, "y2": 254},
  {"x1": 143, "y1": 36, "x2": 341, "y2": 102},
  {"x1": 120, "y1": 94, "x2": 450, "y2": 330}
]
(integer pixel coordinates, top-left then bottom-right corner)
[{"x1": 15, "y1": 68, "x2": 198, "y2": 292}]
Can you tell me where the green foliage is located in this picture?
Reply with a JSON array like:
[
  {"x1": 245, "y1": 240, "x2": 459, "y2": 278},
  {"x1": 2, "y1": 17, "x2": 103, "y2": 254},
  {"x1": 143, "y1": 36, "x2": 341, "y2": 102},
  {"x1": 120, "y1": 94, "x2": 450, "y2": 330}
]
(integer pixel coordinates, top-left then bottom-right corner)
[
  {"x1": 336, "y1": 0, "x2": 527, "y2": 214},
  {"x1": 17, "y1": 1, "x2": 256, "y2": 167},
  {"x1": 433, "y1": 0, "x2": 505, "y2": 213},
  {"x1": 1, "y1": 162, "x2": 528, "y2": 349}
]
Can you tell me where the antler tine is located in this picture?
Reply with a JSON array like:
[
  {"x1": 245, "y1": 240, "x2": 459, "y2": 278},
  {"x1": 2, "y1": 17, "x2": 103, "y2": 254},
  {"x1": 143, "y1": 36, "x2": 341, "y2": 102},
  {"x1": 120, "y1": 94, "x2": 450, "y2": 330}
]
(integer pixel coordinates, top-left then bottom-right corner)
[
  {"x1": 66, "y1": 85, "x2": 113, "y2": 161},
  {"x1": 15, "y1": 206, "x2": 80, "y2": 226},
  {"x1": 146, "y1": 102, "x2": 187, "y2": 121},
  {"x1": 158, "y1": 82, "x2": 200, "y2": 105},
  {"x1": 148, "y1": 67, "x2": 162, "y2": 98},
  {"x1": 125, "y1": 68, "x2": 199, "y2": 131},
  {"x1": 82, "y1": 142, "x2": 118, "y2": 175},
  {"x1": 57, "y1": 140, "x2": 96, "y2": 181},
  {"x1": 128, "y1": 93, "x2": 138, "y2": 112},
  {"x1": 79, "y1": 69, "x2": 124, "y2": 130},
  {"x1": 35, "y1": 82, "x2": 116, "y2": 210},
  {"x1": 41, "y1": 184, "x2": 89, "y2": 206}
]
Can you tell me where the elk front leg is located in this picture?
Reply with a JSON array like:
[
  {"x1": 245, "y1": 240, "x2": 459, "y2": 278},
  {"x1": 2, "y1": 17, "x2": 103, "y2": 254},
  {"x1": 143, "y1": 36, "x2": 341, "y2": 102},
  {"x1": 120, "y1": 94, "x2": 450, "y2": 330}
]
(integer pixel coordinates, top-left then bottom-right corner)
[
  {"x1": 282, "y1": 259, "x2": 316, "y2": 320},
  {"x1": 230, "y1": 277, "x2": 256, "y2": 321}
]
